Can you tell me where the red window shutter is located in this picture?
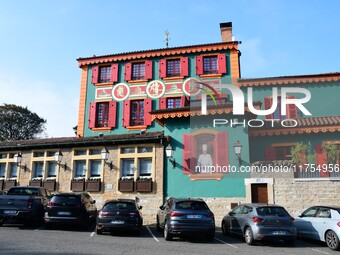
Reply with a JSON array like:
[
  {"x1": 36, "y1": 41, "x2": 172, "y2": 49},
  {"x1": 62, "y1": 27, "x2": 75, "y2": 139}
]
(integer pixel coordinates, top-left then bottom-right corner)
[
  {"x1": 196, "y1": 56, "x2": 203, "y2": 75},
  {"x1": 214, "y1": 132, "x2": 229, "y2": 169},
  {"x1": 180, "y1": 57, "x2": 189, "y2": 76},
  {"x1": 123, "y1": 100, "x2": 131, "y2": 127},
  {"x1": 88, "y1": 102, "x2": 96, "y2": 128},
  {"x1": 315, "y1": 144, "x2": 329, "y2": 177},
  {"x1": 143, "y1": 98, "x2": 152, "y2": 126},
  {"x1": 286, "y1": 96, "x2": 298, "y2": 119},
  {"x1": 145, "y1": 60, "x2": 153, "y2": 80},
  {"x1": 159, "y1": 59, "x2": 166, "y2": 78},
  {"x1": 179, "y1": 96, "x2": 187, "y2": 107},
  {"x1": 108, "y1": 101, "x2": 117, "y2": 128},
  {"x1": 159, "y1": 98, "x2": 166, "y2": 109},
  {"x1": 110, "y1": 64, "x2": 118, "y2": 83},
  {"x1": 124, "y1": 63, "x2": 132, "y2": 81},
  {"x1": 264, "y1": 146, "x2": 276, "y2": 161},
  {"x1": 182, "y1": 134, "x2": 196, "y2": 174},
  {"x1": 264, "y1": 97, "x2": 274, "y2": 119},
  {"x1": 217, "y1": 54, "x2": 227, "y2": 74},
  {"x1": 91, "y1": 66, "x2": 99, "y2": 84}
]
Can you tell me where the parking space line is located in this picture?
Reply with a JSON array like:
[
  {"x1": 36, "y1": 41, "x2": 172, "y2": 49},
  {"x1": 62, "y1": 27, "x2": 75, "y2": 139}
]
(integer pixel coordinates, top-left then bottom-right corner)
[
  {"x1": 34, "y1": 226, "x2": 44, "y2": 231},
  {"x1": 146, "y1": 226, "x2": 160, "y2": 242},
  {"x1": 214, "y1": 237, "x2": 238, "y2": 248},
  {"x1": 310, "y1": 248, "x2": 329, "y2": 255},
  {"x1": 90, "y1": 232, "x2": 95, "y2": 237}
]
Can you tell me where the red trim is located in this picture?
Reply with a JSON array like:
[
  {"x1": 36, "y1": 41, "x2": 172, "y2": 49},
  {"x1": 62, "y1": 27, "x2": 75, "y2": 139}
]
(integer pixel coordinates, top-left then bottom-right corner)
[
  {"x1": 286, "y1": 96, "x2": 298, "y2": 119},
  {"x1": 214, "y1": 132, "x2": 229, "y2": 169},
  {"x1": 145, "y1": 60, "x2": 153, "y2": 80},
  {"x1": 108, "y1": 101, "x2": 117, "y2": 128},
  {"x1": 124, "y1": 62, "x2": 132, "y2": 81},
  {"x1": 144, "y1": 98, "x2": 152, "y2": 126},
  {"x1": 123, "y1": 100, "x2": 131, "y2": 127},
  {"x1": 159, "y1": 97, "x2": 166, "y2": 109},
  {"x1": 159, "y1": 59, "x2": 166, "y2": 78},
  {"x1": 264, "y1": 97, "x2": 274, "y2": 119},
  {"x1": 88, "y1": 102, "x2": 96, "y2": 128},
  {"x1": 196, "y1": 56, "x2": 203, "y2": 75},
  {"x1": 315, "y1": 144, "x2": 329, "y2": 177},
  {"x1": 264, "y1": 146, "x2": 276, "y2": 161},
  {"x1": 217, "y1": 54, "x2": 227, "y2": 74},
  {"x1": 91, "y1": 66, "x2": 99, "y2": 84},
  {"x1": 110, "y1": 64, "x2": 118, "y2": 83},
  {"x1": 180, "y1": 57, "x2": 189, "y2": 76}
]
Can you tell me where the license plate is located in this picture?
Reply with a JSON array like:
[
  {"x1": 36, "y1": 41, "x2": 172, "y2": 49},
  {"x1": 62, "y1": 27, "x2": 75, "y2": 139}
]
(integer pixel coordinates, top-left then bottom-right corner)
[
  {"x1": 187, "y1": 215, "x2": 202, "y2": 219},
  {"x1": 57, "y1": 211, "x2": 71, "y2": 216},
  {"x1": 273, "y1": 231, "x2": 286, "y2": 235},
  {"x1": 111, "y1": 220, "x2": 124, "y2": 224},
  {"x1": 4, "y1": 210, "x2": 17, "y2": 215}
]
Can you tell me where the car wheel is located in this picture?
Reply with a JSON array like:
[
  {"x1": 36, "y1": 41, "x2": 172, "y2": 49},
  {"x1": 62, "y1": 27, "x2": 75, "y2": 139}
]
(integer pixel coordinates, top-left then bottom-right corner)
[
  {"x1": 244, "y1": 227, "x2": 254, "y2": 245},
  {"x1": 96, "y1": 227, "x2": 103, "y2": 235},
  {"x1": 221, "y1": 221, "x2": 228, "y2": 236},
  {"x1": 164, "y1": 222, "x2": 173, "y2": 241},
  {"x1": 206, "y1": 233, "x2": 215, "y2": 241},
  {"x1": 326, "y1": 230, "x2": 340, "y2": 250},
  {"x1": 156, "y1": 217, "x2": 162, "y2": 232}
]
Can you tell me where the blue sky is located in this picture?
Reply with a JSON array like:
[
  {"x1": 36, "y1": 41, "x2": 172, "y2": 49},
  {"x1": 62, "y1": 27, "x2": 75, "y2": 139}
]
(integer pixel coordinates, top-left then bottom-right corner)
[{"x1": 0, "y1": 0, "x2": 339, "y2": 137}]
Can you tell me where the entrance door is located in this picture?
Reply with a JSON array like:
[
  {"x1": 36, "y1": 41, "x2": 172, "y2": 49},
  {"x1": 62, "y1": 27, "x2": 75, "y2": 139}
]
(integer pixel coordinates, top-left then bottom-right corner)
[{"x1": 251, "y1": 184, "x2": 268, "y2": 204}]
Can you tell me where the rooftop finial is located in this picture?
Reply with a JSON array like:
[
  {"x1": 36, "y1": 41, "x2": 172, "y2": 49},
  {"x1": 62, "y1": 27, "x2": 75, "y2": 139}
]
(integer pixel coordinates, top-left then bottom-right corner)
[{"x1": 164, "y1": 30, "x2": 170, "y2": 48}]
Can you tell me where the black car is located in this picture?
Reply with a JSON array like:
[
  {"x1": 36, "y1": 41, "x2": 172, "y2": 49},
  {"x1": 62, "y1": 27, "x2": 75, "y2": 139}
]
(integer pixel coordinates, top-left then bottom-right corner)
[
  {"x1": 156, "y1": 197, "x2": 215, "y2": 241},
  {"x1": 44, "y1": 192, "x2": 97, "y2": 228},
  {"x1": 96, "y1": 199, "x2": 143, "y2": 235}
]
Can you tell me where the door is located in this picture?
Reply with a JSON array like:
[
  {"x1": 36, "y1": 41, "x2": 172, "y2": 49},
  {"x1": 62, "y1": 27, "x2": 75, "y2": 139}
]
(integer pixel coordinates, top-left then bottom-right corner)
[{"x1": 251, "y1": 184, "x2": 268, "y2": 204}]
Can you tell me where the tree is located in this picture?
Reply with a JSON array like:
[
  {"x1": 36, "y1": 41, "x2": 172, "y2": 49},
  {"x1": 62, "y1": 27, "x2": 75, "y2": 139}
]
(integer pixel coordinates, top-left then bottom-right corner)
[{"x1": 0, "y1": 104, "x2": 46, "y2": 141}]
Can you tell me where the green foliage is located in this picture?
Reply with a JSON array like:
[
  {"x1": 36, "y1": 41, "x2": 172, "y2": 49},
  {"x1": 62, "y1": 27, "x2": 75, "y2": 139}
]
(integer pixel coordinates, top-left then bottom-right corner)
[
  {"x1": 0, "y1": 104, "x2": 46, "y2": 141},
  {"x1": 322, "y1": 143, "x2": 340, "y2": 164},
  {"x1": 291, "y1": 142, "x2": 316, "y2": 165}
]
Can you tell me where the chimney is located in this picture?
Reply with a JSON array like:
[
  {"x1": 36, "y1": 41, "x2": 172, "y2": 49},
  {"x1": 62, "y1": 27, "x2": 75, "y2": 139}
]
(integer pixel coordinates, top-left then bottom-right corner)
[{"x1": 220, "y1": 22, "x2": 233, "y2": 42}]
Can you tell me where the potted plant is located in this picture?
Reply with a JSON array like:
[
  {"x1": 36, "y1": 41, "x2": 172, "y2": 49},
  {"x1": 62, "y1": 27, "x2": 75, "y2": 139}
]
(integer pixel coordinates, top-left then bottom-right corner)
[
  {"x1": 29, "y1": 177, "x2": 43, "y2": 187},
  {"x1": 118, "y1": 177, "x2": 134, "y2": 192},
  {"x1": 135, "y1": 176, "x2": 153, "y2": 192},
  {"x1": 43, "y1": 177, "x2": 57, "y2": 191},
  {"x1": 71, "y1": 177, "x2": 85, "y2": 192},
  {"x1": 85, "y1": 177, "x2": 101, "y2": 192}
]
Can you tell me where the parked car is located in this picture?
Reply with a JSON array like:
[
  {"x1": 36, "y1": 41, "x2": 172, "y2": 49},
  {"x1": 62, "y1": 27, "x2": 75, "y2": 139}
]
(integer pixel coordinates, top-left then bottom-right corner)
[
  {"x1": 0, "y1": 186, "x2": 51, "y2": 226},
  {"x1": 96, "y1": 199, "x2": 143, "y2": 235},
  {"x1": 0, "y1": 191, "x2": 6, "y2": 195},
  {"x1": 295, "y1": 206, "x2": 340, "y2": 250},
  {"x1": 221, "y1": 203, "x2": 296, "y2": 245},
  {"x1": 44, "y1": 192, "x2": 97, "y2": 228},
  {"x1": 156, "y1": 197, "x2": 215, "y2": 241}
]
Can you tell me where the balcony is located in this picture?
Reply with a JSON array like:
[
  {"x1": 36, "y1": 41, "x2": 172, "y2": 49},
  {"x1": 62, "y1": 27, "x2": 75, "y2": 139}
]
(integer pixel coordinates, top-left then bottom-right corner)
[
  {"x1": 85, "y1": 178, "x2": 101, "y2": 192},
  {"x1": 43, "y1": 179, "x2": 57, "y2": 191},
  {"x1": 118, "y1": 178, "x2": 134, "y2": 192},
  {"x1": 4, "y1": 180, "x2": 17, "y2": 190},
  {"x1": 135, "y1": 178, "x2": 153, "y2": 192},
  {"x1": 70, "y1": 178, "x2": 85, "y2": 192}
]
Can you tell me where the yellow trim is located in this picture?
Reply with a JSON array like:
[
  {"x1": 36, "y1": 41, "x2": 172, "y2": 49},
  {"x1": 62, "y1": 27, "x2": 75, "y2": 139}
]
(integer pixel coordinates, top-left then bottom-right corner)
[
  {"x1": 77, "y1": 66, "x2": 89, "y2": 137},
  {"x1": 163, "y1": 76, "x2": 184, "y2": 82},
  {"x1": 200, "y1": 74, "x2": 222, "y2": 79},
  {"x1": 94, "y1": 82, "x2": 113, "y2": 87},
  {"x1": 322, "y1": 140, "x2": 340, "y2": 145},
  {"x1": 271, "y1": 143, "x2": 297, "y2": 147},
  {"x1": 126, "y1": 125, "x2": 147, "y2": 131},
  {"x1": 92, "y1": 127, "x2": 111, "y2": 132},
  {"x1": 129, "y1": 79, "x2": 148, "y2": 84}
]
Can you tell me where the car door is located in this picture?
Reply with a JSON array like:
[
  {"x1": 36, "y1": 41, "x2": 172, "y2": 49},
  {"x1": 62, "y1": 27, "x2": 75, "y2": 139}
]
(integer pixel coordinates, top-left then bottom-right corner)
[
  {"x1": 158, "y1": 200, "x2": 171, "y2": 227},
  {"x1": 228, "y1": 205, "x2": 244, "y2": 235},
  {"x1": 295, "y1": 207, "x2": 319, "y2": 239},
  {"x1": 311, "y1": 207, "x2": 332, "y2": 241}
]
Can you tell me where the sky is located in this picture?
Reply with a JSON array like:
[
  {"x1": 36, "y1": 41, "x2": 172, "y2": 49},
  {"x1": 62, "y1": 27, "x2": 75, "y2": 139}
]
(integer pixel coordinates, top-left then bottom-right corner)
[{"x1": 0, "y1": 0, "x2": 339, "y2": 138}]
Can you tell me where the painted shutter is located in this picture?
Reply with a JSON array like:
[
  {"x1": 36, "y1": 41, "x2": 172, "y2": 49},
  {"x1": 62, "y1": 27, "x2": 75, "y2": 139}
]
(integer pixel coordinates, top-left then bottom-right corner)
[
  {"x1": 124, "y1": 62, "x2": 132, "y2": 81},
  {"x1": 182, "y1": 134, "x2": 196, "y2": 174},
  {"x1": 180, "y1": 96, "x2": 186, "y2": 107},
  {"x1": 88, "y1": 102, "x2": 96, "y2": 128},
  {"x1": 315, "y1": 144, "x2": 329, "y2": 177},
  {"x1": 217, "y1": 54, "x2": 227, "y2": 74},
  {"x1": 91, "y1": 66, "x2": 99, "y2": 84},
  {"x1": 264, "y1": 97, "x2": 274, "y2": 119},
  {"x1": 108, "y1": 101, "x2": 117, "y2": 128},
  {"x1": 196, "y1": 55, "x2": 203, "y2": 75},
  {"x1": 159, "y1": 98, "x2": 167, "y2": 109},
  {"x1": 143, "y1": 98, "x2": 152, "y2": 126},
  {"x1": 123, "y1": 100, "x2": 131, "y2": 127},
  {"x1": 180, "y1": 57, "x2": 189, "y2": 76},
  {"x1": 110, "y1": 63, "x2": 118, "y2": 83},
  {"x1": 159, "y1": 59, "x2": 167, "y2": 78},
  {"x1": 264, "y1": 146, "x2": 276, "y2": 161},
  {"x1": 286, "y1": 96, "x2": 298, "y2": 119},
  {"x1": 145, "y1": 60, "x2": 153, "y2": 80},
  {"x1": 214, "y1": 132, "x2": 229, "y2": 170}
]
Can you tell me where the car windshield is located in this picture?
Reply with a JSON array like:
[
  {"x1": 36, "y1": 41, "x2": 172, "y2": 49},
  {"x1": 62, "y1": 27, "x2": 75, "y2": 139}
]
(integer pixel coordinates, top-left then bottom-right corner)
[
  {"x1": 175, "y1": 201, "x2": 209, "y2": 211},
  {"x1": 103, "y1": 202, "x2": 136, "y2": 211},
  {"x1": 51, "y1": 195, "x2": 81, "y2": 204},
  {"x1": 256, "y1": 206, "x2": 289, "y2": 217},
  {"x1": 7, "y1": 188, "x2": 39, "y2": 196}
]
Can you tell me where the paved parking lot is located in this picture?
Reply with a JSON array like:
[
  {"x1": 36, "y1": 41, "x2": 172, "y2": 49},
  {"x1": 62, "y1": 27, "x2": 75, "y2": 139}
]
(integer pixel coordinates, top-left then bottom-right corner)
[{"x1": 0, "y1": 224, "x2": 338, "y2": 255}]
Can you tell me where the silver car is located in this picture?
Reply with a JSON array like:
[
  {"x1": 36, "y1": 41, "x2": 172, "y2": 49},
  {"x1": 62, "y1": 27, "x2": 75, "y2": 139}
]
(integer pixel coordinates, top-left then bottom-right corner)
[
  {"x1": 221, "y1": 203, "x2": 297, "y2": 245},
  {"x1": 295, "y1": 206, "x2": 340, "y2": 250}
]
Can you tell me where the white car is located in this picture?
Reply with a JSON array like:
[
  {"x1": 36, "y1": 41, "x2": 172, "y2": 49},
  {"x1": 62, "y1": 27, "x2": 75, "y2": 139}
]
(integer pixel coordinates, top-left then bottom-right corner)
[{"x1": 295, "y1": 206, "x2": 340, "y2": 250}]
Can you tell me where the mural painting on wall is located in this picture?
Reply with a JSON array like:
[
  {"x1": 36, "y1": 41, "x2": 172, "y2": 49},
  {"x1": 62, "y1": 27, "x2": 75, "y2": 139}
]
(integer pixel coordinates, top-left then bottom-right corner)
[
  {"x1": 112, "y1": 83, "x2": 130, "y2": 101},
  {"x1": 130, "y1": 85, "x2": 146, "y2": 98},
  {"x1": 96, "y1": 87, "x2": 112, "y2": 99},
  {"x1": 146, "y1": 80, "x2": 166, "y2": 99}
]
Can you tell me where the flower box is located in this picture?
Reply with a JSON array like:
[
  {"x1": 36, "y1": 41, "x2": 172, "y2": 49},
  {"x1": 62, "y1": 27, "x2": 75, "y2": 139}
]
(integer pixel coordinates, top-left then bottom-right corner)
[
  {"x1": 4, "y1": 180, "x2": 16, "y2": 190},
  {"x1": 43, "y1": 180, "x2": 57, "y2": 191},
  {"x1": 29, "y1": 179, "x2": 43, "y2": 187},
  {"x1": 0, "y1": 180, "x2": 3, "y2": 190},
  {"x1": 118, "y1": 178, "x2": 134, "y2": 192},
  {"x1": 135, "y1": 178, "x2": 153, "y2": 192},
  {"x1": 85, "y1": 179, "x2": 101, "y2": 192},
  {"x1": 71, "y1": 179, "x2": 85, "y2": 192}
]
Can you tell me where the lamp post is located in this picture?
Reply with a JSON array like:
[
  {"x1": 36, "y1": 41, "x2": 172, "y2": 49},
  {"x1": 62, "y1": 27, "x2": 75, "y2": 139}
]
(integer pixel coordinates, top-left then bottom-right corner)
[
  {"x1": 54, "y1": 151, "x2": 67, "y2": 171},
  {"x1": 233, "y1": 141, "x2": 242, "y2": 166},
  {"x1": 101, "y1": 148, "x2": 113, "y2": 170},
  {"x1": 165, "y1": 144, "x2": 175, "y2": 168}
]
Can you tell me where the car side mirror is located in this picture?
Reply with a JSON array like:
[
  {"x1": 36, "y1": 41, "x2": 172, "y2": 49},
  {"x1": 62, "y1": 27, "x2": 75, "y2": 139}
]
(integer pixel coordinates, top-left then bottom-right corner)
[
  {"x1": 298, "y1": 214, "x2": 303, "y2": 218},
  {"x1": 228, "y1": 211, "x2": 234, "y2": 216},
  {"x1": 159, "y1": 205, "x2": 164, "y2": 210},
  {"x1": 139, "y1": 205, "x2": 143, "y2": 210},
  {"x1": 91, "y1": 200, "x2": 96, "y2": 204}
]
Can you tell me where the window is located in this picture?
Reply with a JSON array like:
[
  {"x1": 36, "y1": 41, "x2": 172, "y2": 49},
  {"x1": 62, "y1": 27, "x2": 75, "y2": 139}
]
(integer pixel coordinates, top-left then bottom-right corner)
[
  {"x1": 0, "y1": 163, "x2": 5, "y2": 178},
  {"x1": 121, "y1": 159, "x2": 134, "y2": 176},
  {"x1": 90, "y1": 160, "x2": 102, "y2": 177},
  {"x1": 33, "y1": 162, "x2": 44, "y2": 177},
  {"x1": 137, "y1": 146, "x2": 153, "y2": 153},
  {"x1": 132, "y1": 63, "x2": 145, "y2": 80},
  {"x1": 159, "y1": 57, "x2": 188, "y2": 78},
  {"x1": 139, "y1": 158, "x2": 152, "y2": 176},
  {"x1": 98, "y1": 66, "x2": 111, "y2": 83},
  {"x1": 166, "y1": 97, "x2": 181, "y2": 108},
  {"x1": 47, "y1": 162, "x2": 57, "y2": 177},
  {"x1": 166, "y1": 59, "x2": 180, "y2": 77},
  {"x1": 159, "y1": 96, "x2": 188, "y2": 110},
  {"x1": 264, "y1": 96, "x2": 297, "y2": 120},
  {"x1": 75, "y1": 160, "x2": 86, "y2": 177},
  {"x1": 89, "y1": 149, "x2": 101, "y2": 155},
  {"x1": 0, "y1": 153, "x2": 7, "y2": 159},
  {"x1": 88, "y1": 101, "x2": 116, "y2": 129},
  {"x1": 121, "y1": 147, "x2": 135, "y2": 154},
  {"x1": 74, "y1": 150, "x2": 87, "y2": 156},
  {"x1": 34, "y1": 152, "x2": 44, "y2": 157},
  {"x1": 203, "y1": 56, "x2": 218, "y2": 74},
  {"x1": 47, "y1": 151, "x2": 57, "y2": 157},
  {"x1": 302, "y1": 207, "x2": 318, "y2": 217},
  {"x1": 274, "y1": 146, "x2": 293, "y2": 160},
  {"x1": 130, "y1": 100, "x2": 144, "y2": 126}
]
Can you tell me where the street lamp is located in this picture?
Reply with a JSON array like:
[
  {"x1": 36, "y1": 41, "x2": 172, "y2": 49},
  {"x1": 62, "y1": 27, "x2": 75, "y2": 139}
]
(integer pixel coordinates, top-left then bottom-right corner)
[
  {"x1": 165, "y1": 144, "x2": 175, "y2": 168},
  {"x1": 54, "y1": 151, "x2": 67, "y2": 171},
  {"x1": 101, "y1": 148, "x2": 113, "y2": 170},
  {"x1": 233, "y1": 141, "x2": 242, "y2": 166}
]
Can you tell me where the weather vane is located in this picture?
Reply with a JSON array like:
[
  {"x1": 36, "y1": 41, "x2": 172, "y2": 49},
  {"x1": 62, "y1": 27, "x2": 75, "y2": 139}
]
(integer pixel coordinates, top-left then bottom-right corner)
[{"x1": 164, "y1": 30, "x2": 170, "y2": 48}]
